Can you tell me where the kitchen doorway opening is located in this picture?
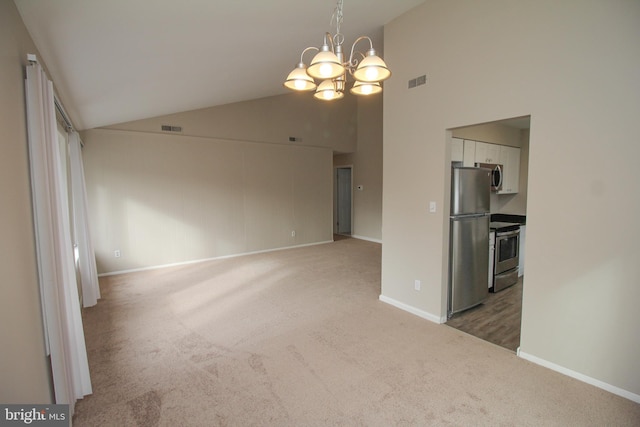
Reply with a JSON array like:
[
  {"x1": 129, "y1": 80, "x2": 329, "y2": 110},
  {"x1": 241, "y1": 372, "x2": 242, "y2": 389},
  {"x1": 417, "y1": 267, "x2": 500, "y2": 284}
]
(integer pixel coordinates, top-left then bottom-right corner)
[
  {"x1": 444, "y1": 115, "x2": 530, "y2": 353},
  {"x1": 334, "y1": 166, "x2": 353, "y2": 236}
]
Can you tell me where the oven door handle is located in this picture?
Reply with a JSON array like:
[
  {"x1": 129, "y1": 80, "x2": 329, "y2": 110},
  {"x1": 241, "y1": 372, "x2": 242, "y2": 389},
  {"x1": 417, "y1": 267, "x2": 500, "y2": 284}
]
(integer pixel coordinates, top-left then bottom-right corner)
[{"x1": 496, "y1": 229, "x2": 519, "y2": 238}]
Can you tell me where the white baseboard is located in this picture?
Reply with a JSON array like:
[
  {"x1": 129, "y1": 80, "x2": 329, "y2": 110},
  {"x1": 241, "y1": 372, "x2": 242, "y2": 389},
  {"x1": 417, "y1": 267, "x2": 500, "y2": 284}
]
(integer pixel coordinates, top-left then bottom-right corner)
[
  {"x1": 351, "y1": 234, "x2": 382, "y2": 244},
  {"x1": 378, "y1": 294, "x2": 446, "y2": 324},
  {"x1": 98, "y1": 240, "x2": 334, "y2": 277},
  {"x1": 518, "y1": 351, "x2": 640, "y2": 404}
]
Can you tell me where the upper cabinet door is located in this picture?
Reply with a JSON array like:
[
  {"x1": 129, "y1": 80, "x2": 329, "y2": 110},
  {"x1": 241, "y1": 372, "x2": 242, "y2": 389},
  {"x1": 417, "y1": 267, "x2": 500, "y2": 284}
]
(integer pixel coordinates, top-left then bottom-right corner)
[
  {"x1": 463, "y1": 140, "x2": 476, "y2": 166},
  {"x1": 474, "y1": 141, "x2": 501, "y2": 164},
  {"x1": 451, "y1": 138, "x2": 464, "y2": 162},
  {"x1": 497, "y1": 145, "x2": 521, "y2": 194}
]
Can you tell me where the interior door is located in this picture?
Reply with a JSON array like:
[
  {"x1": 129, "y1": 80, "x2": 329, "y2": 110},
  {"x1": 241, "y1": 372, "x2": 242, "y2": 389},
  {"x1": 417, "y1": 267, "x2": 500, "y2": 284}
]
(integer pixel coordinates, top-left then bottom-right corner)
[{"x1": 336, "y1": 167, "x2": 352, "y2": 234}]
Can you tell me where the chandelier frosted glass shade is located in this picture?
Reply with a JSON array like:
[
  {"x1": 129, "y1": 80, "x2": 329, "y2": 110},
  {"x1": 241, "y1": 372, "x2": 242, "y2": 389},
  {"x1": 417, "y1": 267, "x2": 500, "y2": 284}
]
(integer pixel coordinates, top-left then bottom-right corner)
[
  {"x1": 314, "y1": 80, "x2": 344, "y2": 101},
  {"x1": 307, "y1": 49, "x2": 345, "y2": 80},
  {"x1": 350, "y1": 80, "x2": 382, "y2": 96},
  {"x1": 283, "y1": 64, "x2": 317, "y2": 91},
  {"x1": 352, "y1": 50, "x2": 391, "y2": 83}
]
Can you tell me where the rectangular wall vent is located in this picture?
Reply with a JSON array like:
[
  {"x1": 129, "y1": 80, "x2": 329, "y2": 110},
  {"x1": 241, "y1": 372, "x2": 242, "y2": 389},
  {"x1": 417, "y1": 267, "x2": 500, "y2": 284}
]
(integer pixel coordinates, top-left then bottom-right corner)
[
  {"x1": 408, "y1": 74, "x2": 427, "y2": 89},
  {"x1": 161, "y1": 125, "x2": 182, "y2": 132}
]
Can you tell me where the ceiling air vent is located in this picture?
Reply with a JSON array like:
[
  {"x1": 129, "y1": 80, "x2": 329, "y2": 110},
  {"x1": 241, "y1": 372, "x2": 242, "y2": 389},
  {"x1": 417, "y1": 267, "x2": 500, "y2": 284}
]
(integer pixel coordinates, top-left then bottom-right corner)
[{"x1": 161, "y1": 125, "x2": 182, "y2": 132}]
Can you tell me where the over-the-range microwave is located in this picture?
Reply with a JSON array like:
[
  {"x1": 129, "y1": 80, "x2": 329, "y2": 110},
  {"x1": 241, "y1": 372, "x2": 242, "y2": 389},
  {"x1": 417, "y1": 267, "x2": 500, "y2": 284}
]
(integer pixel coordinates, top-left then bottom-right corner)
[{"x1": 476, "y1": 163, "x2": 503, "y2": 192}]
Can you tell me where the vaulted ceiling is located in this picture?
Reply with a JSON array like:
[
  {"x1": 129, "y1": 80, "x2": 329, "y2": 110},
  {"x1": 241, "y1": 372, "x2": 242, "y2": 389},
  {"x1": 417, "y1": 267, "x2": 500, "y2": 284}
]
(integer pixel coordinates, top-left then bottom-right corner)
[{"x1": 14, "y1": 0, "x2": 425, "y2": 130}]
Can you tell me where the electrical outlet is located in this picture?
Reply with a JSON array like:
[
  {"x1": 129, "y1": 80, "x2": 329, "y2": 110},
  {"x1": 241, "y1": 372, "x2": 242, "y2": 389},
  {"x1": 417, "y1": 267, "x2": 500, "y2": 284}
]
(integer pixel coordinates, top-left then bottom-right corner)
[
  {"x1": 291, "y1": 230, "x2": 296, "y2": 237},
  {"x1": 414, "y1": 279, "x2": 421, "y2": 291},
  {"x1": 114, "y1": 250, "x2": 121, "y2": 258}
]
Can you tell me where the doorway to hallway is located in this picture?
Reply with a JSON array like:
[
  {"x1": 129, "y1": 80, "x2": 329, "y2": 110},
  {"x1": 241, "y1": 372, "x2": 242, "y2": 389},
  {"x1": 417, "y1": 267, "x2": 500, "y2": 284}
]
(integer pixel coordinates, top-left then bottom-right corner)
[{"x1": 334, "y1": 166, "x2": 352, "y2": 235}]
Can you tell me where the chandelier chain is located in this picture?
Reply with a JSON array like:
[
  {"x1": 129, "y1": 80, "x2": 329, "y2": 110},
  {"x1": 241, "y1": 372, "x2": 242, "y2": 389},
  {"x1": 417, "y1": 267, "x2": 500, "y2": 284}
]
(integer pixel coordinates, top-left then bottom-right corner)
[{"x1": 331, "y1": 0, "x2": 345, "y2": 46}]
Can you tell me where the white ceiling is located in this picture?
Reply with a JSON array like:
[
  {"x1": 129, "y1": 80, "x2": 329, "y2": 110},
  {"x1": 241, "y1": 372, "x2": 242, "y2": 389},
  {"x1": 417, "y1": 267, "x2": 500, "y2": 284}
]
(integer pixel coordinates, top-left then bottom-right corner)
[{"x1": 14, "y1": 0, "x2": 425, "y2": 130}]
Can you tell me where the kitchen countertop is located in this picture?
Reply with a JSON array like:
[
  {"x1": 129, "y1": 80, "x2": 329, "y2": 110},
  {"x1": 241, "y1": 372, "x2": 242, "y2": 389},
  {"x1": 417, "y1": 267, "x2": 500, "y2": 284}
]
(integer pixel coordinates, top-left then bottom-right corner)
[
  {"x1": 490, "y1": 221, "x2": 521, "y2": 232},
  {"x1": 490, "y1": 213, "x2": 526, "y2": 225}
]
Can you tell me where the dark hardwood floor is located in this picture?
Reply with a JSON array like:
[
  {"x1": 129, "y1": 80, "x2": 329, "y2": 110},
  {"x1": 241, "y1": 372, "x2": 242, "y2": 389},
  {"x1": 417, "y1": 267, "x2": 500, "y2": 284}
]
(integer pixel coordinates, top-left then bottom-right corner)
[{"x1": 445, "y1": 276, "x2": 523, "y2": 352}]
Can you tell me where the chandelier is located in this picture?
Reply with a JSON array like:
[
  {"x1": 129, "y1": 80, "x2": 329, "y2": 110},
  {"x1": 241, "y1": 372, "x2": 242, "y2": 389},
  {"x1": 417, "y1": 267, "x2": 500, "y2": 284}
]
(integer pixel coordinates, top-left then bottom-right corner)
[{"x1": 283, "y1": 0, "x2": 391, "y2": 101}]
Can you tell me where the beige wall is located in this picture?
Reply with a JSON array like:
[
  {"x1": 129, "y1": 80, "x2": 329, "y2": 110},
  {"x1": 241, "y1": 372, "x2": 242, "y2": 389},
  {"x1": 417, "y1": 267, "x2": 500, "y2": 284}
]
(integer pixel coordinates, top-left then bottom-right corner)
[
  {"x1": 334, "y1": 95, "x2": 383, "y2": 242},
  {"x1": 83, "y1": 110, "x2": 335, "y2": 274},
  {"x1": 451, "y1": 121, "x2": 522, "y2": 147},
  {"x1": 83, "y1": 129, "x2": 333, "y2": 274},
  {"x1": 0, "y1": 0, "x2": 52, "y2": 403},
  {"x1": 107, "y1": 93, "x2": 358, "y2": 154},
  {"x1": 383, "y1": 0, "x2": 640, "y2": 398}
]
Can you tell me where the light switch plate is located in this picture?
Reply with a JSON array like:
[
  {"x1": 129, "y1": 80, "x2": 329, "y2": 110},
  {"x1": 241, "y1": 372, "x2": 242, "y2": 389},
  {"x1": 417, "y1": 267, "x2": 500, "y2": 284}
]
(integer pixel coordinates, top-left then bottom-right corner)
[{"x1": 429, "y1": 201, "x2": 436, "y2": 213}]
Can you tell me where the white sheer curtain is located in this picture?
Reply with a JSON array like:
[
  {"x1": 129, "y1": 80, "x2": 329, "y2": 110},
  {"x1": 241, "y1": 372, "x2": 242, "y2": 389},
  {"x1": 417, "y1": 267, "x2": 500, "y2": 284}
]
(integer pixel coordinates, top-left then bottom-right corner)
[
  {"x1": 68, "y1": 131, "x2": 100, "y2": 307},
  {"x1": 25, "y1": 60, "x2": 92, "y2": 413}
]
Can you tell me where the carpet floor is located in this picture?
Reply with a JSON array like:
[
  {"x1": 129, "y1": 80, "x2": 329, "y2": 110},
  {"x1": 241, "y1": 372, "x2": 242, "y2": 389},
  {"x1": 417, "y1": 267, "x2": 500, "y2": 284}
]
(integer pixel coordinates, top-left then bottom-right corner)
[{"x1": 73, "y1": 238, "x2": 640, "y2": 426}]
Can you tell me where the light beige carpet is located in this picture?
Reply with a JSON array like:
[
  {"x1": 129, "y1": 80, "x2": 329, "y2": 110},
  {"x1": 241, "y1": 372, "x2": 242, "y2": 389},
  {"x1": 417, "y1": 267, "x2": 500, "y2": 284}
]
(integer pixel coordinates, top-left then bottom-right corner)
[{"x1": 74, "y1": 238, "x2": 639, "y2": 426}]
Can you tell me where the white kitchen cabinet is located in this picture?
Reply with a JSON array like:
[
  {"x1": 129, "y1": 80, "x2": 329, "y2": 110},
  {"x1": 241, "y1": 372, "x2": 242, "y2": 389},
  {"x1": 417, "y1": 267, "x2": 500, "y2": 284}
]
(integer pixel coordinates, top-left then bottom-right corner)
[
  {"x1": 451, "y1": 138, "x2": 464, "y2": 162},
  {"x1": 474, "y1": 141, "x2": 501, "y2": 164},
  {"x1": 498, "y1": 145, "x2": 521, "y2": 194},
  {"x1": 462, "y1": 140, "x2": 476, "y2": 166}
]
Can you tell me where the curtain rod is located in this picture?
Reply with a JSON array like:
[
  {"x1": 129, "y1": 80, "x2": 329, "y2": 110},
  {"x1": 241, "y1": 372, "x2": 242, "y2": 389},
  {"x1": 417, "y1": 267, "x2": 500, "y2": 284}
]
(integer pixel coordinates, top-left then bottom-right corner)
[
  {"x1": 54, "y1": 97, "x2": 74, "y2": 133},
  {"x1": 28, "y1": 54, "x2": 75, "y2": 133}
]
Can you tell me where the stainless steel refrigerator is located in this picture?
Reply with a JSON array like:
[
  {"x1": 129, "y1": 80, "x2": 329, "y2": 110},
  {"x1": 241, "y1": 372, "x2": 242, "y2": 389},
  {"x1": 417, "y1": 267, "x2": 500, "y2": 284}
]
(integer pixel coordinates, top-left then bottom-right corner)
[{"x1": 448, "y1": 167, "x2": 491, "y2": 318}]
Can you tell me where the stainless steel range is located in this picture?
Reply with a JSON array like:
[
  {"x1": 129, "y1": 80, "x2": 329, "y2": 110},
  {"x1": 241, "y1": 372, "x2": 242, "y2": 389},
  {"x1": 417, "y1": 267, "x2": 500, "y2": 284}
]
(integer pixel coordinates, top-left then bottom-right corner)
[{"x1": 490, "y1": 222, "x2": 520, "y2": 292}]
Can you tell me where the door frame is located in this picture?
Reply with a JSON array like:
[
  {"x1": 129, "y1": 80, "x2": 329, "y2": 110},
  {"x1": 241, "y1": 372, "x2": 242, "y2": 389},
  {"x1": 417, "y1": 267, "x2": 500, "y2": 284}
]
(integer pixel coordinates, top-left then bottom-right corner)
[{"x1": 333, "y1": 165, "x2": 353, "y2": 235}]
